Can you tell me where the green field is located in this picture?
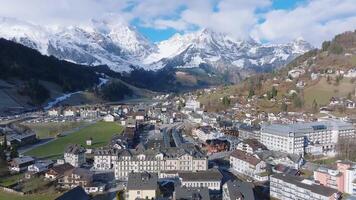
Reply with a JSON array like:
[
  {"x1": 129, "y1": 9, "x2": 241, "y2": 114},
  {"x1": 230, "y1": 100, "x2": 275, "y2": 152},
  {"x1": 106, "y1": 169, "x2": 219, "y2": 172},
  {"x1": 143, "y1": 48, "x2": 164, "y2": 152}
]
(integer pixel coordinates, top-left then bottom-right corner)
[
  {"x1": 0, "y1": 191, "x2": 60, "y2": 200},
  {"x1": 25, "y1": 121, "x2": 123, "y2": 159},
  {"x1": 23, "y1": 122, "x2": 88, "y2": 139},
  {"x1": 304, "y1": 77, "x2": 355, "y2": 106},
  {"x1": 0, "y1": 173, "x2": 24, "y2": 187}
]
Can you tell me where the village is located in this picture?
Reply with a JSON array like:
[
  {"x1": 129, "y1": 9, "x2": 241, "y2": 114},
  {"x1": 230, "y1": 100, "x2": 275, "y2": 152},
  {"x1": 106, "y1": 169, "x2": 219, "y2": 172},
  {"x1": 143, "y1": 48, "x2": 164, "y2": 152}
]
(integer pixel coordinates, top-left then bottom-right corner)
[{"x1": 0, "y1": 71, "x2": 355, "y2": 200}]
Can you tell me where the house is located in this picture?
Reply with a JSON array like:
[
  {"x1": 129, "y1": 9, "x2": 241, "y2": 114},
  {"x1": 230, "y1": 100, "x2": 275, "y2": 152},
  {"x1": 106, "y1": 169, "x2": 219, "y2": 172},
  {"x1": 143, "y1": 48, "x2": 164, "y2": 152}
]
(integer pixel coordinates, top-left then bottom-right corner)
[
  {"x1": 236, "y1": 139, "x2": 267, "y2": 154},
  {"x1": 288, "y1": 68, "x2": 305, "y2": 79},
  {"x1": 6, "y1": 133, "x2": 37, "y2": 147},
  {"x1": 174, "y1": 186, "x2": 210, "y2": 200},
  {"x1": 178, "y1": 169, "x2": 222, "y2": 191},
  {"x1": 48, "y1": 108, "x2": 60, "y2": 117},
  {"x1": 9, "y1": 156, "x2": 35, "y2": 172},
  {"x1": 64, "y1": 144, "x2": 86, "y2": 167},
  {"x1": 55, "y1": 186, "x2": 90, "y2": 200},
  {"x1": 60, "y1": 167, "x2": 94, "y2": 189},
  {"x1": 63, "y1": 108, "x2": 76, "y2": 117},
  {"x1": 230, "y1": 150, "x2": 268, "y2": 182},
  {"x1": 45, "y1": 163, "x2": 74, "y2": 180},
  {"x1": 103, "y1": 114, "x2": 115, "y2": 122},
  {"x1": 126, "y1": 172, "x2": 158, "y2": 200},
  {"x1": 270, "y1": 173, "x2": 341, "y2": 200},
  {"x1": 193, "y1": 126, "x2": 224, "y2": 142},
  {"x1": 26, "y1": 159, "x2": 54, "y2": 178},
  {"x1": 222, "y1": 180, "x2": 255, "y2": 200}
]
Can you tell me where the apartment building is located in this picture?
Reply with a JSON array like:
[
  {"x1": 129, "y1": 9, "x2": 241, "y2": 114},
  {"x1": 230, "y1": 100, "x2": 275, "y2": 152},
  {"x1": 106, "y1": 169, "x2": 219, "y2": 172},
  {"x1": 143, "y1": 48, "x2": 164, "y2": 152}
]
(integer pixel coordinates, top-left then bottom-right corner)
[
  {"x1": 314, "y1": 161, "x2": 356, "y2": 195},
  {"x1": 94, "y1": 146, "x2": 207, "y2": 180},
  {"x1": 270, "y1": 174, "x2": 340, "y2": 200},
  {"x1": 64, "y1": 144, "x2": 86, "y2": 167},
  {"x1": 261, "y1": 120, "x2": 355, "y2": 155},
  {"x1": 230, "y1": 150, "x2": 268, "y2": 182}
]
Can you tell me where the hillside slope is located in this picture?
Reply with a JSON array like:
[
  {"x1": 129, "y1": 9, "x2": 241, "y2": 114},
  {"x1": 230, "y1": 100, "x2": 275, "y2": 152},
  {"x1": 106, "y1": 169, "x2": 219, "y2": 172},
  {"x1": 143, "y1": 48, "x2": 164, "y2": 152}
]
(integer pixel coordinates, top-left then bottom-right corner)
[{"x1": 198, "y1": 30, "x2": 356, "y2": 114}]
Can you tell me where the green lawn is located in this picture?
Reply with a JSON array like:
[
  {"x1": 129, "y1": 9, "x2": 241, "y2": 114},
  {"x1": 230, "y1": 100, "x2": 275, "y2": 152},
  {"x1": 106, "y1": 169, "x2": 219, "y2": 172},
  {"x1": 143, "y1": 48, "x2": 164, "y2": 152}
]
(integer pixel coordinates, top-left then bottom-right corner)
[
  {"x1": 0, "y1": 191, "x2": 60, "y2": 200},
  {"x1": 0, "y1": 173, "x2": 24, "y2": 187},
  {"x1": 25, "y1": 121, "x2": 123, "y2": 159},
  {"x1": 23, "y1": 122, "x2": 88, "y2": 139},
  {"x1": 304, "y1": 77, "x2": 355, "y2": 106}
]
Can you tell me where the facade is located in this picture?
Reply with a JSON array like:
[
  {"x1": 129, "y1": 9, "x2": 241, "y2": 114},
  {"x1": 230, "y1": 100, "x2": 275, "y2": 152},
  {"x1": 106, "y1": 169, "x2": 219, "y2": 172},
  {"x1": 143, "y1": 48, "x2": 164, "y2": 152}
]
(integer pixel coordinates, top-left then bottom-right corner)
[
  {"x1": 314, "y1": 161, "x2": 356, "y2": 195},
  {"x1": 94, "y1": 147, "x2": 207, "y2": 181},
  {"x1": 45, "y1": 163, "x2": 74, "y2": 180},
  {"x1": 261, "y1": 120, "x2": 355, "y2": 155},
  {"x1": 126, "y1": 172, "x2": 158, "y2": 200},
  {"x1": 115, "y1": 147, "x2": 207, "y2": 181},
  {"x1": 230, "y1": 150, "x2": 268, "y2": 182},
  {"x1": 270, "y1": 174, "x2": 340, "y2": 200},
  {"x1": 64, "y1": 144, "x2": 86, "y2": 167},
  {"x1": 178, "y1": 169, "x2": 222, "y2": 191}
]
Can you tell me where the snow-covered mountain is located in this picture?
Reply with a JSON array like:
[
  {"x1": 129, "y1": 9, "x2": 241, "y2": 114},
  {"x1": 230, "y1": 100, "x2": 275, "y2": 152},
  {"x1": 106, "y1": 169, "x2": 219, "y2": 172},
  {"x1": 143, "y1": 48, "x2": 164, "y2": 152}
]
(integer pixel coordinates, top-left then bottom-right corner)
[
  {"x1": 0, "y1": 17, "x2": 313, "y2": 73},
  {"x1": 145, "y1": 29, "x2": 313, "y2": 71}
]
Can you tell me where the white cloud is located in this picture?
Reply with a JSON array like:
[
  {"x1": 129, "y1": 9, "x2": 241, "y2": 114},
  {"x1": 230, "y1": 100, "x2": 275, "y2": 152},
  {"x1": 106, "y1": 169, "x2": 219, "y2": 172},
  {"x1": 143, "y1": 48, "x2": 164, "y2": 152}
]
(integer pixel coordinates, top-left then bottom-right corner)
[
  {"x1": 0, "y1": 0, "x2": 355, "y2": 45},
  {"x1": 253, "y1": 0, "x2": 356, "y2": 46},
  {"x1": 0, "y1": 0, "x2": 131, "y2": 26}
]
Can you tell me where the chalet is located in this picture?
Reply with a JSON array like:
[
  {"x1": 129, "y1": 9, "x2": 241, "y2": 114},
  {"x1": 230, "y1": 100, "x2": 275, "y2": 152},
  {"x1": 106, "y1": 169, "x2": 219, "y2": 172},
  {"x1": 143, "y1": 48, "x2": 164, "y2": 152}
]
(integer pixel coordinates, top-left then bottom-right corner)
[{"x1": 45, "y1": 163, "x2": 74, "y2": 180}]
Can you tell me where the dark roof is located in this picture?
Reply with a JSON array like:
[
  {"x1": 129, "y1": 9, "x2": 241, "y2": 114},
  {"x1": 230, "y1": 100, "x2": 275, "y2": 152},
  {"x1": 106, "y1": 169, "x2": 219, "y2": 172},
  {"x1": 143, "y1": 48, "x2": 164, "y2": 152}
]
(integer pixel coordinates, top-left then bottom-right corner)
[
  {"x1": 55, "y1": 186, "x2": 90, "y2": 200},
  {"x1": 65, "y1": 144, "x2": 86, "y2": 154},
  {"x1": 271, "y1": 173, "x2": 338, "y2": 196},
  {"x1": 175, "y1": 186, "x2": 210, "y2": 200},
  {"x1": 243, "y1": 139, "x2": 267, "y2": 151},
  {"x1": 127, "y1": 172, "x2": 158, "y2": 190},
  {"x1": 179, "y1": 169, "x2": 222, "y2": 182},
  {"x1": 224, "y1": 180, "x2": 255, "y2": 200},
  {"x1": 230, "y1": 150, "x2": 262, "y2": 166},
  {"x1": 50, "y1": 163, "x2": 74, "y2": 175}
]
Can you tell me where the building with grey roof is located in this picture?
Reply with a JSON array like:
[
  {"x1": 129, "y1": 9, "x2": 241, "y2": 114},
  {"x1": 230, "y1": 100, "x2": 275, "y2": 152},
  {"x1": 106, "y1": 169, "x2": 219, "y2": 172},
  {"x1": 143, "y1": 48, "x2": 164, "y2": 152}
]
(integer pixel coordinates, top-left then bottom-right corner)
[
  {"x1": 126, "y1": 172, "x2": 158, "y2": 200},
  {"x1": 178, "y1": 169, "x2": 222, "y2": 191},
  {"x1": 174, "y1": 186, "x2": 210, "y2": 200},
  {"x1": 222, "y1": 180, "x2": 255, "y2": 200},
  {"x1": 261, "y1": 120, "x2": 355, "y2": 155}
]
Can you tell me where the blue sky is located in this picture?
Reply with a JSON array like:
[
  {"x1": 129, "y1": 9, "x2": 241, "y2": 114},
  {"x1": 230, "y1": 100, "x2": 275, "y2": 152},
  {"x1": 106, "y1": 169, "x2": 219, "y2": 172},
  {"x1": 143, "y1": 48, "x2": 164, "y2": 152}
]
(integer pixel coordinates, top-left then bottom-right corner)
[{"x1": 0, "y1": 0, "x2": 355, "y2": 46}]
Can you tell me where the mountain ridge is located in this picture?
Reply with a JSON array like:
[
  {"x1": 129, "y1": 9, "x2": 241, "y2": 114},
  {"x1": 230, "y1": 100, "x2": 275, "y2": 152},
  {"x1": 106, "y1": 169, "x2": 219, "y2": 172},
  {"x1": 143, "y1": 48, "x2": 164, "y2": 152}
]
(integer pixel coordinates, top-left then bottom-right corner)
[{"x1": 0, "y1": 17, "x2": 313, "y2": 74}]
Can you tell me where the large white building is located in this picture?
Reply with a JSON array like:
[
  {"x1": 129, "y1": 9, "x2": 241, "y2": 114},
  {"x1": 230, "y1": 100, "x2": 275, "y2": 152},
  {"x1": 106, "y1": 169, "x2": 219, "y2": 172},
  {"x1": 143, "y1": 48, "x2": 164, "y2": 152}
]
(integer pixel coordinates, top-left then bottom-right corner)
[
  {"x1": 261, "y1": 120, "x2": 355, "y2": 155},
  {"x1": 270, "y1": 174, "x2": 340, "y2": 200},
  {"x1": 230, "y1": 150, "x2": 268, "y2": 182},
  {"x1": 93, "y1": 146, "x2": 208, "y2": 181}
]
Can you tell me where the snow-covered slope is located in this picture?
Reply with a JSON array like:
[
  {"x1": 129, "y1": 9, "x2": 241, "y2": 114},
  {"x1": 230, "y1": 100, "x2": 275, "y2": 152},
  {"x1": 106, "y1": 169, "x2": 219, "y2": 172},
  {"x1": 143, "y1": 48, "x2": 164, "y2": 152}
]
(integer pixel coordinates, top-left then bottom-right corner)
[
  {"x1": 145, "y1": 29, "x2": 313, "y2": 71},
  {"x1": 0, "y1": 17, "x2": 312, "y2": 73}
]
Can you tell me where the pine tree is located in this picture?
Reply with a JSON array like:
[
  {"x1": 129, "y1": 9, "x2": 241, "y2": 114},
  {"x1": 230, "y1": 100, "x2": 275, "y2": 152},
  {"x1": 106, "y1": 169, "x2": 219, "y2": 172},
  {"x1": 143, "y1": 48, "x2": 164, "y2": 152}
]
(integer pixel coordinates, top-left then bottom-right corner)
[
  {"x1": 312, "y1": 99, "x2": 319, "y2": 113},
  {"x1": 271, "y1": 86, "x2": 278, "y2": 98},
  {"x1": 10, "y1": 145, "x2": 18, "y2": 159}
]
